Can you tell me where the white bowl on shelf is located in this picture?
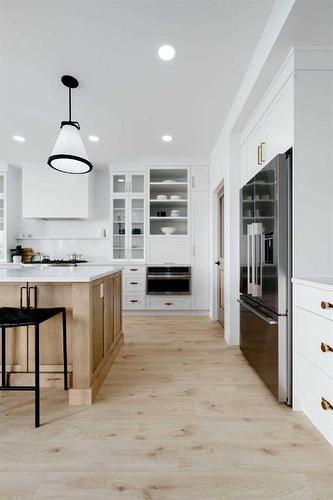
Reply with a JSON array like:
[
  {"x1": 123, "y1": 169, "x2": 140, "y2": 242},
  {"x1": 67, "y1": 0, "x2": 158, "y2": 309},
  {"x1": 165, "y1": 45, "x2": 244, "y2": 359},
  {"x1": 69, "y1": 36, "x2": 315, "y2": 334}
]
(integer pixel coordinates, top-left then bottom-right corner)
[
  {"x1": 170, "y1": 195, "x2": 181, "y2": 200},
  {"x1": 161, "y1": 227, "x2": 176, "y2": 235},
  {"x1": 156, "y1": 194, "x2": 167, "y2": 200}
]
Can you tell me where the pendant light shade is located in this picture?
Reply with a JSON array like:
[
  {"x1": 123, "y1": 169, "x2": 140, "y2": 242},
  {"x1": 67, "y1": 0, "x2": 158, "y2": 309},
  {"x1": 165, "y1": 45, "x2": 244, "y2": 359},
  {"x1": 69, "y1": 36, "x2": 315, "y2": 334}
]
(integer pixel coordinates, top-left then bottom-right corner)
[
  {"x1": 47, "y1": 75, "x2": 93, "y2": 174},
  {"x1": 48, "y1": 123, "x2": 92, "y2": 174}
]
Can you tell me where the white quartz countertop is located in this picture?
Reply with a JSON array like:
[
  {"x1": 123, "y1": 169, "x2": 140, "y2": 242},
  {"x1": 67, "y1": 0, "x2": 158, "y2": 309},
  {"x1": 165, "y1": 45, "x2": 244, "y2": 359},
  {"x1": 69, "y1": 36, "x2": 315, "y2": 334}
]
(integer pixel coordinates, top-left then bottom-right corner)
[
  {"x1": 292, "y1": 277, "x2": 333, "y2": 292},
  {"x1": 0, "y1": 265, "x2": 123, "y2": 283}
]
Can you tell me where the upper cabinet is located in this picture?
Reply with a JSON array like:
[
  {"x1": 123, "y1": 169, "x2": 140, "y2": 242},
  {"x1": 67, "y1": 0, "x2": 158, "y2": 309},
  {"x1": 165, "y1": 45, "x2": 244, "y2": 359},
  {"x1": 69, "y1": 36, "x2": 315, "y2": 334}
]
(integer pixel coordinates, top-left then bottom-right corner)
[
  {"x1": 22, "y1": 164, "x2": 94, "y2": 219},
  {"x1": 241, "y1": 76, "x2": 293, "y2": 185},
  {"x1": 110, "y1": 172, "x2": 145, "y2": 261},
  {"x1": 149, "y1": 167, "x2": 189, "y2": 237}
]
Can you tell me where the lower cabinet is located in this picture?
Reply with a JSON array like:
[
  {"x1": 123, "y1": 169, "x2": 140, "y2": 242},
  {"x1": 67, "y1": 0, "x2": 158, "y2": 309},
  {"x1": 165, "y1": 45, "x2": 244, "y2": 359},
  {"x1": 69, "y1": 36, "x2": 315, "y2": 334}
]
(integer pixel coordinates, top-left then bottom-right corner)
[
  {"x1": 293, "y1": 281, "x2": 333, "y2": 446},
  {"x1": 123, "y1": 293, "x2": 146, "y2": 310},
  {"x1": 146, "y1": 296, "x2": 191, "y2": 310}
]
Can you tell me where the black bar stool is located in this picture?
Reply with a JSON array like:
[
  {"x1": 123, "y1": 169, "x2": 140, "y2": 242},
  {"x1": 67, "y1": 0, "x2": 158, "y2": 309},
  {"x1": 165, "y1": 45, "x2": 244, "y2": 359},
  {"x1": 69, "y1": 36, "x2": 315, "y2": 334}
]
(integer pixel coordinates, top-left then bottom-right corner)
[{"x1": 0, "y1": 307, "x2": 68, "y2": 427}]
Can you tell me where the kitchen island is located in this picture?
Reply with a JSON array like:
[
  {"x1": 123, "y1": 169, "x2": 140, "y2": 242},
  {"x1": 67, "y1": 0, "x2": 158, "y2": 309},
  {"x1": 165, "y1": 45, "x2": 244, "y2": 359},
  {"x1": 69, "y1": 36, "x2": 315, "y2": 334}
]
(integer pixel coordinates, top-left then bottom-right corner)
[{"x1": 0, "y1": 265, "x2": 123, "y2": 404}]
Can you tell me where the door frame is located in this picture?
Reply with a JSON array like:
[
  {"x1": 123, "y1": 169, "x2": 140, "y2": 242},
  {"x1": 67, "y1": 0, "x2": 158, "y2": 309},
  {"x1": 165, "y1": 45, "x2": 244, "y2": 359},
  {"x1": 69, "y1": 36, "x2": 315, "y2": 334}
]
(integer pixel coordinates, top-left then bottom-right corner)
[{"x1": 212, "y1": 180, "x2": 225, "y2": 322}]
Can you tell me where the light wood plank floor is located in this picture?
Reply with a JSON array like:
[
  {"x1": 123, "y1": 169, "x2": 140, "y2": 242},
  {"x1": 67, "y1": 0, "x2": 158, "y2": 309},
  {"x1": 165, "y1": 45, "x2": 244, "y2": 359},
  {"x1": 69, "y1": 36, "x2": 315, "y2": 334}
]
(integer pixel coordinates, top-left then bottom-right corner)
[{"x1": 1, "y1": 316, "x2": 333, "y2": 499}]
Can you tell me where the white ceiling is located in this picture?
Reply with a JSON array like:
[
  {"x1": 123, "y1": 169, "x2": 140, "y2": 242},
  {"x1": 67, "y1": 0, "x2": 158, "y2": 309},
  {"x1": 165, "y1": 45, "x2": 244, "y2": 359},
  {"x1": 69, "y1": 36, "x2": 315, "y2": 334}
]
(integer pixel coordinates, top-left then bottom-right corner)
[{"x1": 0, "y1": 0, "x2": 275, "y2": 168}]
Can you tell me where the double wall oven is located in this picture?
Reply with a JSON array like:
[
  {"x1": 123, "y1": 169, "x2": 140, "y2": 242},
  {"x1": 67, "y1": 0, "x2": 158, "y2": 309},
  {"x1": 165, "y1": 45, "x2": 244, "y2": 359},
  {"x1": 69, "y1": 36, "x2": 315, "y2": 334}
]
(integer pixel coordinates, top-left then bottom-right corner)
[{"x1": 147, "y1": 266, "x2": 191, "y2": 295}]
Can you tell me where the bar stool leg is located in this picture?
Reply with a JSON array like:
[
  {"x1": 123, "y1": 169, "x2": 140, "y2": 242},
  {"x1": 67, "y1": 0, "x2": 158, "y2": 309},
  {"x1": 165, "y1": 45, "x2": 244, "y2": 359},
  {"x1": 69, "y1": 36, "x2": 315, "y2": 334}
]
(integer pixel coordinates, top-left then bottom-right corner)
[
  {"x1": 1, "y1": 327, "x2": 6, "y2": 388},
  {"x1": 35, "y1": 324, "x2": 40, "y2": 428},
  {"x1": 62, "y1": 310, "x2": 68, "y2": 391}
]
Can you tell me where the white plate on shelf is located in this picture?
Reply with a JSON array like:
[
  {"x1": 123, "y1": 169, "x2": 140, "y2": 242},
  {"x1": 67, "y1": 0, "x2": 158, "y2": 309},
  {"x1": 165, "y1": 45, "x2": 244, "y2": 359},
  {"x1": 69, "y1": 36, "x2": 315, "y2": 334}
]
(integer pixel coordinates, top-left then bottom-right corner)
[
  {"x1": 162, "y1": 180, "x2": 174, "y2": 184},
  {"x1": 170, "y1": 195, "x2": 181, "y2": 200}
]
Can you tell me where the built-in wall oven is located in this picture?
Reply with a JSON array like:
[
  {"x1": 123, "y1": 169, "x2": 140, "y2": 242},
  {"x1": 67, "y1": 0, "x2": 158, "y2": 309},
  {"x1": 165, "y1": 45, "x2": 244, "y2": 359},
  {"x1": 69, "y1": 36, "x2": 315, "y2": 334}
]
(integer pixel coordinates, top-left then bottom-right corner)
[{"x1": 147, "y1": 266, "x2": 191, "y2": 295}]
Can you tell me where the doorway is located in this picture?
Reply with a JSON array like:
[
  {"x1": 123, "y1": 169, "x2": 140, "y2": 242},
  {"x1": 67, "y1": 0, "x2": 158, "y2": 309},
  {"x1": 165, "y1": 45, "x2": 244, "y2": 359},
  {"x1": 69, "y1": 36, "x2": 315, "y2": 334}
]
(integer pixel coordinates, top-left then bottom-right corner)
[{"x1": 216, "y1": 185, "x2": 224, "y2": 327}]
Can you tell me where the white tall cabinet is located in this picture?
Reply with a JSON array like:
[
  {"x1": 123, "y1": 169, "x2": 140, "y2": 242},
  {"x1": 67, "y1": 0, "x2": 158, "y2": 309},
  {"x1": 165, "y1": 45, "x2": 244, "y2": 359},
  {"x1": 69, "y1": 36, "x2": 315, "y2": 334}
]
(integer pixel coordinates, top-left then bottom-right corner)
[
  {"x1": 191, "y1": 167, "x2": 209, "y2": 310},
  {"x1": 110, "y1": 164, "x2": 209, "y2": 313},
  {"x1": 110, "y1": 172, "x2": 145, "y2": 261}
]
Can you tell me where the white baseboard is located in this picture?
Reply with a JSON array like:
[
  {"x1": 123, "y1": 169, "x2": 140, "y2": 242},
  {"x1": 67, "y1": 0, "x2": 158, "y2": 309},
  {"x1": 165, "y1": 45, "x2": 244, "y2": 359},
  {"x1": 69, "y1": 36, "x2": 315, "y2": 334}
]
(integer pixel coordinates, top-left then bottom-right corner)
[{"x1": 123, "y1": 310, "x2": 210, "y2": 317}]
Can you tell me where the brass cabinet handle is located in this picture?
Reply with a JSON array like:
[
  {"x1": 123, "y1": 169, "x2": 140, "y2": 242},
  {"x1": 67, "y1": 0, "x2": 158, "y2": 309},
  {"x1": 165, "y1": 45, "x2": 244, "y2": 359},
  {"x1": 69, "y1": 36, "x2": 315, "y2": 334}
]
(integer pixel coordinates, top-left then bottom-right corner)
[
  {"x1": 260, "y1": 142, "x2": 266, "y2": 163},
  {"x1": 164, "y1": 302, "x2": 173, "y2": 306},
  {"x1": 129, "y1": 282, "x2": 138, "y2": 285},
  {"x1": 321, "y1": 301, "x2": 333, "y2": 310},
  {"x1": 321, "y1": 342, "x2": 333, "y2": 353},
  {"x1": 321, "y1": 397, "x2": 333, "y2": 411},
  {"x1": 257, "y1": 145, "x2": 262, "y2": 165},
  {"x1": 130, "y1": 300, "x2": 139, "y2": 303}
]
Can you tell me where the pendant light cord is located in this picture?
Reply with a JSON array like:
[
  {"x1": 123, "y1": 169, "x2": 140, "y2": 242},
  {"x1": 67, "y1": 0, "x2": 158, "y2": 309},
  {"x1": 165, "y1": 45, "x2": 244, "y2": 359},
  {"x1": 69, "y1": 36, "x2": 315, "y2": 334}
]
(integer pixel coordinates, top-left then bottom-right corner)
[{"x1": 69, "y1": 87, "x2": 72, "y2": 122}]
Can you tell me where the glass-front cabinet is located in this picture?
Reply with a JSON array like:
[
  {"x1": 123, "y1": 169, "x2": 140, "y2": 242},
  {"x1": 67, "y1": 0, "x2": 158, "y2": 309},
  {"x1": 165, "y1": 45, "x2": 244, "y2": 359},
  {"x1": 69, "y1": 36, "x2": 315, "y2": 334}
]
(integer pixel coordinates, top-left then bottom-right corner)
[{"x1": 111, "y1": 172, "x2": 145, "y2": 261}]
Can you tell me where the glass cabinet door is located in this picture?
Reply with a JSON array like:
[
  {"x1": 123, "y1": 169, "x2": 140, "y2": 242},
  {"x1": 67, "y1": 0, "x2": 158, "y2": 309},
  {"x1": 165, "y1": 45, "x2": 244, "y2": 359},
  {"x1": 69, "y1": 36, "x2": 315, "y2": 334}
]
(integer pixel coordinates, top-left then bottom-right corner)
[
  {"x1": 113, "y1": 174, "x2": 126, "y2": 193},
  {"x1": 112, "y1": 198, "x2": 127, "y2": 259},
  {"x1": 130, "y1": 174, "x2": 144, "y2": 194},
  {"x1": 129, "y1": 198, "x2": 144, "y2": 260},
  {"x1": 0, "y1": 175, "x2": 5, "y2": 196}
]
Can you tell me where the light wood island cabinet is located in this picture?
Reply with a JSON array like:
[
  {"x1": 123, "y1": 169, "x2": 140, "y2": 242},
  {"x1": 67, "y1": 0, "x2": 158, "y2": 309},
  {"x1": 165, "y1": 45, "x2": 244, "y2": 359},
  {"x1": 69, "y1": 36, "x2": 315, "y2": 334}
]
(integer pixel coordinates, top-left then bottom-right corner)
[{"x1": 0, "y1": 266, "x2": 123, "y2": 405}]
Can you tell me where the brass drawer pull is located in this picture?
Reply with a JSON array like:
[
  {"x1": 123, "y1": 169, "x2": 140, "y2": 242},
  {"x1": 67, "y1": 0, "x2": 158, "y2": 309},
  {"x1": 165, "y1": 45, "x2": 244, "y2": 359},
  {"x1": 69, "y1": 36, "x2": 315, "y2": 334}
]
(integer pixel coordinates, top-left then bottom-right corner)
[
  {"x1": 257, "y1": 145, "x2": 262, "y2": 165},
  {"x1": 321, "y1": 397, "x2": 333, "y2": 411},
  {"x1": 321, "y1": 342, "x2": 333, "y2": 353},
  {"x1": 321, "y1": 301, "x2": 333, "y2": 310},
  {"x1": 164, "y1": 302, "x2": 173, "y2": 306},
  {"x1": 129, "y1": 282, "x2": 138, "y2": 285},
  {"x1": 130, "y1": 300, "x2": 139, "y2": 303},
  {"x1": 260, "y1": 142, "x2": 266, "y2": 163}
]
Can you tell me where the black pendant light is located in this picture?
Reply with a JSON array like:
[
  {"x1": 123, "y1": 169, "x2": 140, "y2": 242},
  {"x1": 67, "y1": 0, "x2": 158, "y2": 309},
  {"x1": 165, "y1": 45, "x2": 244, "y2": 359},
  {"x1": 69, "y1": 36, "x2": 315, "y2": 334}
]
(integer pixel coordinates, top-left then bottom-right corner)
[{"x1": 47, "y1": 75, "x2": 93, "y2": 174}]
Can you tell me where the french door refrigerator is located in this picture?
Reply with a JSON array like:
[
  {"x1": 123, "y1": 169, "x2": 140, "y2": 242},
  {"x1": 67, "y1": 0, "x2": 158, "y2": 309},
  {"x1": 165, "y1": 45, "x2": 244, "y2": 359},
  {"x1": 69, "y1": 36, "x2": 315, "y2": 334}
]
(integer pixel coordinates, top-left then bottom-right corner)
[{"x1": 239, "y1": 151, "x2": 292, "y2": 404}]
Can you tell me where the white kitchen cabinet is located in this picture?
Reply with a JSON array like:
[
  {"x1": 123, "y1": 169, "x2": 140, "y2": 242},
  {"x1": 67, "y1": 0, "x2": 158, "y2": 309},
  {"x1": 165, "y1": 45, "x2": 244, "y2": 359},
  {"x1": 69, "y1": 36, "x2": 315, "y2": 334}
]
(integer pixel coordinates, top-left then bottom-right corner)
[
  {"x1": 293, "y1": 280, "x2": 333, "y2": 446},
  {"x1": 147, "y1": 237, "x2": 191, "y2": 265},
  {"x1": 246, "y1": 115, "x2": 268, "y2": 181},
  {"x1": 240, "y1": 73, "x2": 293, "y2": 185},
  {"x1": 111, "y1": 172, "x2": 145, "y2": 261},
  {"x1": 22, "y1": 163, "x2": 94, "y2": 219},
  {"x1": 146, "y1": 295, "x2": 191, "y2": 311},
  {"x1": 191, "y1": 191, "x2": 209, "y2": 310},
  {"x1": 123, "y1": 292, "x2": 146, "y2": 310}
]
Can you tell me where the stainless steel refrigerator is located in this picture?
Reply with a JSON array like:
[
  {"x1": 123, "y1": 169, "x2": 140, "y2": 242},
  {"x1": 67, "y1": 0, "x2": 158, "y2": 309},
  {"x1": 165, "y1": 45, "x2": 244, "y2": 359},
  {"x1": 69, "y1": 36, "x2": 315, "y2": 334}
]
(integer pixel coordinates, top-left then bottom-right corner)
[{"x1": 239, "y1": 151, "x2": 292, "y2": 404}]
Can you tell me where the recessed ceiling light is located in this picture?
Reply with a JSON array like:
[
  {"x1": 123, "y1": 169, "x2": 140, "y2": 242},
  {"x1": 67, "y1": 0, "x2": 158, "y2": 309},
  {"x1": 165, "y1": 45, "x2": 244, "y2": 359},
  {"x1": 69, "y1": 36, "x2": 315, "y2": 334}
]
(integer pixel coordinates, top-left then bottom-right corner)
[
  {"x1": 162, "y1": 134, "x2": 173, "y2": 143},
  {"x1": 13, "y1": 135, "x2": 26, "y2": 143},
  {"x1": 88, "y1": 135, "x2": 100, "y2": 142},
  {"x1": 158, "y1": 45, "x2": 176, "y2": 61}
]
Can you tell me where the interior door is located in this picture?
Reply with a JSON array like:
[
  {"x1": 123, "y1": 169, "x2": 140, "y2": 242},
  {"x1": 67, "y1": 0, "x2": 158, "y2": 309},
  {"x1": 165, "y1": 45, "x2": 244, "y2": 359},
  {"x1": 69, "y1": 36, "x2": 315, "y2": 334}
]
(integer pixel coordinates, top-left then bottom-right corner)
[{"x1": 216, "y1": 188, "x2": 225, "y2": 326}]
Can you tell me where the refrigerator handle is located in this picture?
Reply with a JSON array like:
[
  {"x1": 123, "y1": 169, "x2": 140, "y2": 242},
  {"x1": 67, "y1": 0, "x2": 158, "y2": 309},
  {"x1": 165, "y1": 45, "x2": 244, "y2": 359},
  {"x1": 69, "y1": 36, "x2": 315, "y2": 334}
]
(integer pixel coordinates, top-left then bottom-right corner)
[
  {"x1": 252, "y1": 226, "x2": 256, "y2": 294},
  {"x1": 247, "y1": 228, "x2": 251, "y2": 294},
  {"x1": 237, "y1": 299, "x2": 278, "y2": 325}
]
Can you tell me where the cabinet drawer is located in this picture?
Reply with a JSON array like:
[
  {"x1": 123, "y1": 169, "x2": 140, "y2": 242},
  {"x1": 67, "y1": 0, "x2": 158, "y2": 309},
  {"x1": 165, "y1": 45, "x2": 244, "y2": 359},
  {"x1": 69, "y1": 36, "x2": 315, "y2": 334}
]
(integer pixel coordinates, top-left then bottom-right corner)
[
  {"x1": 294, "y1": 306, "x2": 333, "y2": 378},
  {"x1": 146, "y1": 296, "x2": 191, "y2": 310},
  {"x1": 294, "y1": 352, "x2": 333, "y2": 446},
  {"x1": 123, "y1": 293, "x2": 146, "y2": 310},
  {"x1": 123, "y1": 265, "x2": 146, "y2": 276},
  {"x1": 124, "y1": 276, "x2": 145, "y2": 292},
  {"x1": 294, "y1": 283, "x2": 333, "y2": 321}
]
